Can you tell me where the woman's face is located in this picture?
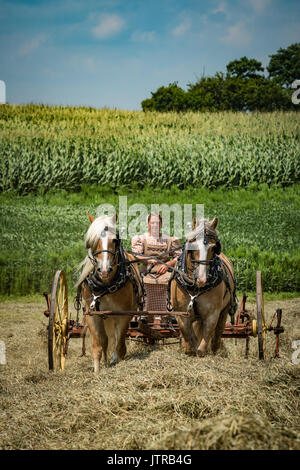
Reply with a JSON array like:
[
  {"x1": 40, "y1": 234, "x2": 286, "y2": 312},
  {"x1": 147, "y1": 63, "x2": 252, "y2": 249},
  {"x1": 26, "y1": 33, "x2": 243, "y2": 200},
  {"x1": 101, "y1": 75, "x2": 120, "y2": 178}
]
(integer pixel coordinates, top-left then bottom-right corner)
[{"x1": 148, "y1": 215, "x2": 161, "y2": 238}]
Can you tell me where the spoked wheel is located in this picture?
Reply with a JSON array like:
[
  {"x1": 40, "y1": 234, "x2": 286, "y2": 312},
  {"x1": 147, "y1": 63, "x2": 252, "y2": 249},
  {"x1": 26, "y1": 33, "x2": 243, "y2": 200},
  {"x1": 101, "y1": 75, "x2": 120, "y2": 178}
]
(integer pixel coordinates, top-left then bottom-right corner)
[
  {"x1": 48, "y1": 270, "x2": 69, "y2": 370},
  {"x1": 256, "y1": 271, "x2": 267, "y2": 360}
]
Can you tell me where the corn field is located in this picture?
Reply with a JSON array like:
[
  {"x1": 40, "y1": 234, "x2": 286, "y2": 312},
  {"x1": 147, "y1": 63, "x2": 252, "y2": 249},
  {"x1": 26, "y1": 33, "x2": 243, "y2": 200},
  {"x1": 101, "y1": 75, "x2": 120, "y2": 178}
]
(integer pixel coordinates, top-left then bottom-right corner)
[{"x1": 0, "y1": 105, "x2": 299, "y2": 194}]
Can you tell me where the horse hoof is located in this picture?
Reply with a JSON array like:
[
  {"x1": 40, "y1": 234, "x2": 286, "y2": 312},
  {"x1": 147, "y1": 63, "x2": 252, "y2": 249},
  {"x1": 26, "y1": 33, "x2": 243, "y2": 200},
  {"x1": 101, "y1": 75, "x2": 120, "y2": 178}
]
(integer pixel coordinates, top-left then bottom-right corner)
[
  {"x1": 185, "y1": 350, "x2": 196, "y2": 356},
  {"x1": 197, "y1": 350, "x2": 206, "y2": 358}
]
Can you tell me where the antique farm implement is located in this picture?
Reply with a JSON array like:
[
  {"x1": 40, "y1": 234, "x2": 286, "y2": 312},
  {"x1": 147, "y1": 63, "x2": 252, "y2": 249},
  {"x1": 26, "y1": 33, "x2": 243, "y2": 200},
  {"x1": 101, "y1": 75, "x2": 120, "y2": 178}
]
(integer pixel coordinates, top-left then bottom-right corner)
[{"x1": 43, "y1": 269, "x2": 284, "y2": 370}]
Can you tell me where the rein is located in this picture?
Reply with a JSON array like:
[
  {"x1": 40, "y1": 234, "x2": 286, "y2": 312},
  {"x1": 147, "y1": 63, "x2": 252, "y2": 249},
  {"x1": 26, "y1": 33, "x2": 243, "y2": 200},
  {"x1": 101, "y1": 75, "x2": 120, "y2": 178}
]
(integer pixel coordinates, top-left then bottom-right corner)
[
  {"x1": 166, "y1": 235, "x2": 237, "y2": 323},
  {"x1": 83, "y1": 227, "x2": 145, "y2": 310}
]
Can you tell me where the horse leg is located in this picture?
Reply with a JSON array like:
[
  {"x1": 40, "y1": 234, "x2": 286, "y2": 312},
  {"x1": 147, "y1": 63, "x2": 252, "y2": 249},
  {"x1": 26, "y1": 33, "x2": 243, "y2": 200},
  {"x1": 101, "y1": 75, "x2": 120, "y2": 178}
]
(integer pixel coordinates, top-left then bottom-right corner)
[
  {"x1": 211, "y1": 306, "x2": 229, "y2": 354},
  {"x1": 177, "y1": 316, "x2": 198, "y2": 356},
  {"x1": 90, "y1": 336, "x2": 102, "y2": 374},
  {"x1": 109, "y1": 318, "x2": 120, "y2": 366},
  {"x1": 197, "y1": 312, "x2": 219, "y2": 357},
  {"x1": 193, "y1": 320, "x2": 203, "y2": 348},
  {"x1": 87, "y1": 316, "x2": 108, "y2": 373},
  {"x1": 116, "y1": 316, "x2": 130, "y2": 362},
  {"x1": 172, "y1": 283, "x2": 197, "y2": 355}
]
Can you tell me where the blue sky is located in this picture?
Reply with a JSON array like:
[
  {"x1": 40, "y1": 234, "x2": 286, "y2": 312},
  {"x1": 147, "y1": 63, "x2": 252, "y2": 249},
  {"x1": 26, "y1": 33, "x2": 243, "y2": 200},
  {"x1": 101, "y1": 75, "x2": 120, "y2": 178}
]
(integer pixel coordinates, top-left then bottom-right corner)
[{"x1": 0, "y1": 0, "x2": 299, "y2": 109}]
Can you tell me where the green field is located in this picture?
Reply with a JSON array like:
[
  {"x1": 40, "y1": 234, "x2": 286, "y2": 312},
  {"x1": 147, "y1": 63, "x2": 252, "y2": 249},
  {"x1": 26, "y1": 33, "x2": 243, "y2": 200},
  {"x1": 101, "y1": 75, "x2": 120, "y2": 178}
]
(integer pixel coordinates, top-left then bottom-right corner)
[
  {"x1": 0, "y1": 105, "x2": 299, "y2": 296},
  {"x1": 0, "y1": 105, "x2": 299, "y2": 194},
  {"x1": 0, "y1": 185, "x2": 299, "y2": 296}
]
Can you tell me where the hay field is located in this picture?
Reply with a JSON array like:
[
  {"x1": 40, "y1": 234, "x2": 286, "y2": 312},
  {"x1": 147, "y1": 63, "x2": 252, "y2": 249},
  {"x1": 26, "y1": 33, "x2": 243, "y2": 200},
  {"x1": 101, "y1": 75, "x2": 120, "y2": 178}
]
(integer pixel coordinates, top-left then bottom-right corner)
[{"x1": 0, "y1": 296, "x2": 299, "y2": 450}]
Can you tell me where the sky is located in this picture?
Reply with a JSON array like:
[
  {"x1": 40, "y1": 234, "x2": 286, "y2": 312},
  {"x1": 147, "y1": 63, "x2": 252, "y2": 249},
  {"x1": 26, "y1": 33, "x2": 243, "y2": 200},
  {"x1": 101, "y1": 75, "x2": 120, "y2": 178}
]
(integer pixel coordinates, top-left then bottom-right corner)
[{"x1": 0, "y1": 0, "x2": 299, "y2": 110}]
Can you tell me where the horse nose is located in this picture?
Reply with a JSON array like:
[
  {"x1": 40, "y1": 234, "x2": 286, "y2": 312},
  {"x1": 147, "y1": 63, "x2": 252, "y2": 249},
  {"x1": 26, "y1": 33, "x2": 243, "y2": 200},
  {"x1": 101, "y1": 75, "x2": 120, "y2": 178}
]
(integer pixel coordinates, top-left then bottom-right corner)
[
  {"x1": 97, "y1": 267, "x2": 107, "y2": 276},
  {"x1": 197, "y1": 277, "x2": 206, "y2": 287}
]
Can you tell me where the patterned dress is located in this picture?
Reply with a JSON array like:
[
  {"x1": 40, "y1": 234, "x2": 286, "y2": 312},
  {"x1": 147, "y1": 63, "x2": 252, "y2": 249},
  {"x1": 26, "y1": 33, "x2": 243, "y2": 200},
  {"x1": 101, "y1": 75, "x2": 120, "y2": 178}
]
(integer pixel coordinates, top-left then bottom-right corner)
[{"x1": 131, "y1": 233, "x2": 181, "y2": 311}]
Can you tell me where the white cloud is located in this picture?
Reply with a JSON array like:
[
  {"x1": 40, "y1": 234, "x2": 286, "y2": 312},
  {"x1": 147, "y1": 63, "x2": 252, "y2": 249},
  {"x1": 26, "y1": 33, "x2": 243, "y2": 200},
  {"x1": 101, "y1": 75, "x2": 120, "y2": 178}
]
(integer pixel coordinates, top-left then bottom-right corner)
[
  {"x1": 92, "y1": 13, "x2": 124, "y2": 39},
  {"x1": 222, "y1": 22, "x2": 252, "y2": 45},
  {"x1": 18, "y1": 34, "x2": 47, "y2": 56},
  {"x1": 212, "y1": 1, "x2": 228, "y2": 16},
  {"x1": 131, "y1": 30, "x2": 156, "y2": 42},
  {"x1": 172, "y1": 19, "x2": 191, "y2": 36},
  {"x1": 248, "y1": 0, "x2": 272, "y2": 13},
  {"x1": 69, "y1": 55, "x2": 99, "y2": 73}
]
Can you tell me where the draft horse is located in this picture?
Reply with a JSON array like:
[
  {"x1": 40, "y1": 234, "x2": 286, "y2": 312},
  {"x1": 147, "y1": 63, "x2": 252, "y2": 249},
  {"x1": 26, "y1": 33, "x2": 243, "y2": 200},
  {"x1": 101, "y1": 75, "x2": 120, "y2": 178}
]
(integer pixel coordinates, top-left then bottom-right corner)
[
  {"x1": 169, "y1": 217, "x2": 236, "y2": 357},
  {"x1": 76, "y1": 213, "x2": 144, "y2": 373}
]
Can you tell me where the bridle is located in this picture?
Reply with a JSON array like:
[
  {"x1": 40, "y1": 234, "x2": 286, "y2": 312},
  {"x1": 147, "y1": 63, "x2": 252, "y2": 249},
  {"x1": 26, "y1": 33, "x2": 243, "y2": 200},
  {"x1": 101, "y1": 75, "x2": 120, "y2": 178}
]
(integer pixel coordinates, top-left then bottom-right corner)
[
  {"x1": 87, "y1": 225, "x2": 120, "y2": 271},
  {"x1": 83, "y1": 225, "x2": 145, "y2": 311},
  {"x1": 183, "y1": 231, "x2": 221, "y2": 282},
  {"x1": 167, "y1": 229, "x2": 237, "y2": 323}
]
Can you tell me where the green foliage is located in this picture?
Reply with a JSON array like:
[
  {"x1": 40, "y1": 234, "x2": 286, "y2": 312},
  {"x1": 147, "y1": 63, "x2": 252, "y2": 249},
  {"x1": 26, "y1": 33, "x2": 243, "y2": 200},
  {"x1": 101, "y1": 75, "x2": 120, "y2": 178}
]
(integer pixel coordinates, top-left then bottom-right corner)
[
  {"x1": 267, "y1": 43, "x2": 300, "y2": 87},
  {"x1": 145, "y1": 75, "x2": 292, "y2": 112},
  {"x1": 0, "y1": 105, "x2": 299, "y2": 194},
  {"x1": 141, "y1": 82, "x2": 187, "y2": 112},
  {"x1": 142, "y1": 47, "x2": 299, "y2": 112},
  {"x1": 226, "y1": 57, "x2": 264, "y2": 79},
  {"x1": 0, "y1": 186, "x2": 299, "y2": 296},
  {"x1": 0, "y1": 105, "x2": 299, "y2": 296}
]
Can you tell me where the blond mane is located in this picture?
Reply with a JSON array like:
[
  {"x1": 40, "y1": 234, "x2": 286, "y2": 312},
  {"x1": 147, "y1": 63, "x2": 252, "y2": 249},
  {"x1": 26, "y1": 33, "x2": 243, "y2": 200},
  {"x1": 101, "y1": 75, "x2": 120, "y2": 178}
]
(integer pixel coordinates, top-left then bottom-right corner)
[
  {"x1": 186, "y1": 219, "x2": 218, "y2": 242},
  {"x1": 76, "y1": 215, "x2": 117, "y2": 287}
]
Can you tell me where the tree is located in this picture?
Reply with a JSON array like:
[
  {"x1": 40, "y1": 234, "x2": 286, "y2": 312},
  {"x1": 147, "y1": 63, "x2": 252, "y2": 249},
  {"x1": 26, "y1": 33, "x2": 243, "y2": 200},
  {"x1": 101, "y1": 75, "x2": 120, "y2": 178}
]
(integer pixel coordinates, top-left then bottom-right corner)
[
  {"x1": 267, "y1": 43, "x2": 300, "y2": 88},
  {"x1": 141, "y1": 49, "x2": 297, "y2": 112},
  {"x1": 141, "y1": 82, "x2": 187, "y2": 112},
  {"x1": 242, "y1": 78, "x2": 291, "y2": 111},
  {"x1": 186, "y1": 73, "x2": 227, "y2": 111},
  {"x1": 226, "y1": 56, "x2": 264, "y2": 79}
]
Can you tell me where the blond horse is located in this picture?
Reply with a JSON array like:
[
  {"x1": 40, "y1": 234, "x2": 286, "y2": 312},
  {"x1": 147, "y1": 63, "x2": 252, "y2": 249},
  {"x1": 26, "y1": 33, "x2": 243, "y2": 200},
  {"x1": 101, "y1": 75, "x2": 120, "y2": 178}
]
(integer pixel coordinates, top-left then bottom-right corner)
[
  {"x1": 77, "y1": 213, "x2": 143, "y2": 373},
  {"x1": 170, "y1": 218, "x2": 236, "y2": 357}
]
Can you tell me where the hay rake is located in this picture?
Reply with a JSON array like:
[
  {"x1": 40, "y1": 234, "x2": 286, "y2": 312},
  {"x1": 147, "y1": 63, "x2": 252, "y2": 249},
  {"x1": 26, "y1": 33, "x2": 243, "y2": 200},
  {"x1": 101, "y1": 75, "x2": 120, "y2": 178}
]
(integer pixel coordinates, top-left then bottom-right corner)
[{"x1": 42, "y1": 270, "x2": 284, "y2": 370}]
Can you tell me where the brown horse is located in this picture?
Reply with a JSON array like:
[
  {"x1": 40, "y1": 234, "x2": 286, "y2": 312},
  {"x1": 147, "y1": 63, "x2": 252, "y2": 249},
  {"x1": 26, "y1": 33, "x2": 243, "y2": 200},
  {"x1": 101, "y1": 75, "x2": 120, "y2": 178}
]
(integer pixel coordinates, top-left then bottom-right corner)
[
  {"x1": 170, "y1": 217, "x2": 236, "y2": 357},
  {"x1": 76, "y1": 213, "x2": 143, "y2": 373}
]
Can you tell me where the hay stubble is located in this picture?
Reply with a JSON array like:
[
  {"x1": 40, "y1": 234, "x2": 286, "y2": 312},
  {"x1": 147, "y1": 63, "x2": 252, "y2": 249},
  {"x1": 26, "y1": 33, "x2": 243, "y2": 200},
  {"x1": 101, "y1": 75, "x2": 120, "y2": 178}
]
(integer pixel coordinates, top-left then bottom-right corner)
[{"x1": 0, "y1": 298, "x2": 299, "y2": 450}]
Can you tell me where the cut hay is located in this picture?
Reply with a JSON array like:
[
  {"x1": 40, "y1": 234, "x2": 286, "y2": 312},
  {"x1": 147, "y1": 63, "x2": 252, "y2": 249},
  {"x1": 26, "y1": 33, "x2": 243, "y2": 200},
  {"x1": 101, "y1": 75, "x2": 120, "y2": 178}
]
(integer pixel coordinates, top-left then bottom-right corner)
[{"x1": 0, "y1": 297, "x2": 299, "y2": 450}]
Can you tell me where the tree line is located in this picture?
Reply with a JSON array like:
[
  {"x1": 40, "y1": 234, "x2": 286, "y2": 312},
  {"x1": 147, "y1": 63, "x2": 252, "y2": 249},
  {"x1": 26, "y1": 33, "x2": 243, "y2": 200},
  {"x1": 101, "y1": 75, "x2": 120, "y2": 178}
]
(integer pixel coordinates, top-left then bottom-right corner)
[{"x1": 141, "y1": 43, "x2": 300, "y2": 112}]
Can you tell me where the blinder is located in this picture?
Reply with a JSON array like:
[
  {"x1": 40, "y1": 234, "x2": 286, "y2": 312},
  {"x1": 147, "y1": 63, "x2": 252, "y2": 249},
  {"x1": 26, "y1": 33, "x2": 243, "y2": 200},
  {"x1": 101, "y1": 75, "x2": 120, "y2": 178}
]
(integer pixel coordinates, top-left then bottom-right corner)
[
  {"x1": 88, "y1": 225, "x2": 120, "y2": 266},
  {"x1": 214, "y1": 239, "x2": 221, "y2": 255},
  {"x1": 188, "y1": 232, "x2": 221, "y2": 265}
]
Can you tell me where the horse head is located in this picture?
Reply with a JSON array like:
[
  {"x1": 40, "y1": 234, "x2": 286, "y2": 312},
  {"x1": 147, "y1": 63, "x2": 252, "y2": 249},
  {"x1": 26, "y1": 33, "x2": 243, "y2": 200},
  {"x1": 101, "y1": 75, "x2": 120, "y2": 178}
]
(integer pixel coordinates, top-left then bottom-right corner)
[
  {"x1": 185, "y1": 217, "x2": 221, "y2": 288},
  {"x1": 86, "y1": 213, "x2": 120, "y2": 283}
]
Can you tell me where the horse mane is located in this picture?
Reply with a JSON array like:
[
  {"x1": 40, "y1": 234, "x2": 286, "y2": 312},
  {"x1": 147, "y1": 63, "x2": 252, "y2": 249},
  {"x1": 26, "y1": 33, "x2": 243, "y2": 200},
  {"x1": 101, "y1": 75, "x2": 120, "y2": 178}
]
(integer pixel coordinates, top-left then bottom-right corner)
[
  {"x1": 186, "y1": 218, "x2": 219, "y2": 242},
  {"x1": 75, "y1": 215, "x2": 117, "y2": 287},
  {"x1": 85, "y1": 215, "x2": 117, "y2": 250}
]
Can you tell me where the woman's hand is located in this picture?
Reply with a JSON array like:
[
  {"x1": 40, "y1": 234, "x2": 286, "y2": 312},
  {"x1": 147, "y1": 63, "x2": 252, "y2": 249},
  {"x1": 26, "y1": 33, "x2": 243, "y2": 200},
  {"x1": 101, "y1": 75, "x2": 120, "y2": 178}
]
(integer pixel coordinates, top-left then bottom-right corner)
[{"x1": 156, "y1": 262, "x2": 169, "y2": 275}]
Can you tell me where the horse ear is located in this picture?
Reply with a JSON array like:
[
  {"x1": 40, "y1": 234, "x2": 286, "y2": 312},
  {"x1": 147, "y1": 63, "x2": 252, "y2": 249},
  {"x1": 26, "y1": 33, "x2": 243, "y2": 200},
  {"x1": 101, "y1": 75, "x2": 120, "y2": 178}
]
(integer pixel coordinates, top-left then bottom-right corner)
[
  {"x1": 111, "y1": 213, "x2": 118, "y2": 224},
  {"x1": 210, "y1": 218, "x2": 218, "y2": 230},
  {"x1": 192, "y1": 215, "x2": 197, "y2": 229},
  {"x1": 88, "y1": 213, "x2": 95, "y2": 224}
]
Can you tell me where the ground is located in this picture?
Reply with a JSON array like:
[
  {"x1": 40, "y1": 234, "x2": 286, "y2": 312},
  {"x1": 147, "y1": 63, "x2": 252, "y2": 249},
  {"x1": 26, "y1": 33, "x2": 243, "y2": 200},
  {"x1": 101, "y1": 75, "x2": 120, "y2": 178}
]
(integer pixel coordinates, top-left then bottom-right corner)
[{"x1": 0, "y1": 296, "x2": 299, "y2": 450}]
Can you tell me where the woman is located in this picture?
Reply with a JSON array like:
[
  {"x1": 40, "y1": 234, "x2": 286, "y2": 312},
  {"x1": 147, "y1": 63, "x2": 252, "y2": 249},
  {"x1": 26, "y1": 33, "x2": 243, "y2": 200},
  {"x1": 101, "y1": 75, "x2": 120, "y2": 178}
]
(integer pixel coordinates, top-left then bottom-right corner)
[{"x1": 131, "y1": 213, "x2": 181, "y2": 312}]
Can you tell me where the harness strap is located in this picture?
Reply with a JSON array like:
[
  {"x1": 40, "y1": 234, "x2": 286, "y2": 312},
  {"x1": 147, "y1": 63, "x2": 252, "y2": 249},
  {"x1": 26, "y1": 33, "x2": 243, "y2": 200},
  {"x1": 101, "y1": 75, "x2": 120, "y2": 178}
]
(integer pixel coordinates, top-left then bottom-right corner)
[
  {"x1": 218, "y1": 258, "x2": 237, "y2": 324},
  {"x1": 82, "y1": 242, "x2": 146, "y2": 311}
]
